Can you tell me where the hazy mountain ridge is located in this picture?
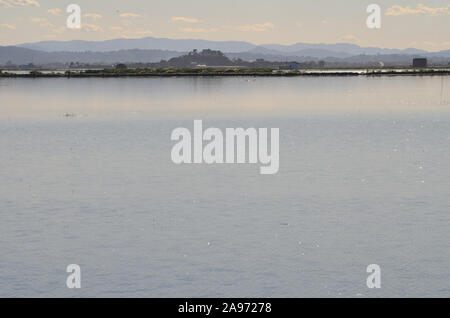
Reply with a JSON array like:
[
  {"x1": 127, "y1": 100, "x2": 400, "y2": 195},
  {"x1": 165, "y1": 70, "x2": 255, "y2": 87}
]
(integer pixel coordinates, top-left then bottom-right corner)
[
  {"x1": 1, "y1": 37, "x2": 449, "y2": 66},
  {"x1": 260, "y1": 43, "x2": 428, "y2": 55},
  {"x1": 17, "y1": 37, "x2": 256, "y2": 53},
  {"x1": 0, "y1": 46, "x2": 184, "y2": 65},
  {"x1": 17, "y1": 36, "x2": 441, "y2": 56}
]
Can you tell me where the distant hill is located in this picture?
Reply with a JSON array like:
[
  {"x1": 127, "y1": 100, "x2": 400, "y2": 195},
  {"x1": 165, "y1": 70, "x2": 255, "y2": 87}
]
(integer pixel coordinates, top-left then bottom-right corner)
[
  {"x1": 260, "y1": 42, "x2": 428, "y2": 56},
  {"x1": 246, "y1": 47, "x2": 352, "y2": 59},
  {"x1": 159, "y1": 49, "x2": 234, "y2": 67},
  {"x1": 0, "y1": 46, "x2": 184, "y2": 65},
  {"x1": 430, "y1": 49, "x2": 450, "y2": 57},
  {"x1": 0, "y1": 46, "x2": 46, "y2": 65},
  {"x1": 17, "y1": 37, "x2": 256, "y2": 53},
  {"x1": 17, "y1": 36, "x2": 443, "y2": 57},
  {"x1": 1, "y1": 39, "x2": 449, "y2": 67}
]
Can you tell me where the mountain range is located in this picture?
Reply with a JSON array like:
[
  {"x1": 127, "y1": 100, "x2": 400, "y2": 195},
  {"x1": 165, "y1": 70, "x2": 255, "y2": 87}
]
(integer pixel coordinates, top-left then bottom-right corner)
[
  {"x1": 17, "y1": 36, "x2": 437, "y2": 56},
  {"x1": 1, "y1": 36, "x2": 449, "y2": 66}
]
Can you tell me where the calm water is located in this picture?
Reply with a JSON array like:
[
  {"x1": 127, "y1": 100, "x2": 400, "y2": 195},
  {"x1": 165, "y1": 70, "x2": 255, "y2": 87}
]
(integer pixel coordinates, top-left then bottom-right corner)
[{"x1": 0, "y1": 76, "x2": 449, "y2": 297}]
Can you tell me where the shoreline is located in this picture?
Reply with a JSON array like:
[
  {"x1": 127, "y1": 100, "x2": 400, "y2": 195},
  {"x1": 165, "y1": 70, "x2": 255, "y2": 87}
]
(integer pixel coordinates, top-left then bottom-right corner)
[{"x1": 1, "y1": 68, "x2": 449, "y2": 78}]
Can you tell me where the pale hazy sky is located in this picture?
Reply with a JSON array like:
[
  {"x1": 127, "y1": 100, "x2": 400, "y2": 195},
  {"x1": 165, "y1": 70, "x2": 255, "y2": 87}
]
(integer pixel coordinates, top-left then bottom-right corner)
[{"x1": 0, "y1": 0, "x2": 449, "y2": 51}]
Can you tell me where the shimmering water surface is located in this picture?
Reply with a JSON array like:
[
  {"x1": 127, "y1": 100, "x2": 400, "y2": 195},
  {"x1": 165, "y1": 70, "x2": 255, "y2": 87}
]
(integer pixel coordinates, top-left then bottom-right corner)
[{"x1": 0, "y1": 76, "x2": 449, "y2": 297}]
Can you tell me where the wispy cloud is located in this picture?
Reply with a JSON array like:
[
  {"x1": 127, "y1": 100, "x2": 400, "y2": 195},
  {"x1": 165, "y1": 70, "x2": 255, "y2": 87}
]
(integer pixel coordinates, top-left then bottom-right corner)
[
  {"x1": 0, "y1": 0, "x2": 40, "y2": 7},
  {"x1": 83, "y1": 13, "x2": 103, "y2": 20},
  {"x1": 179, "y1": 27, "x2": 217, "y2": 33},
  {"x1": 110, "y1": 26, "x2": 124, "y2": 32},
  {"x1": 340, "y1": 34, "x2": 359, "y2": 43},
  {"x1": 119, "y1": 13, "x2": 142, "y2": 18},
  {"x1": 125, "y1": 30, "x2": 153, "y2": 37},
  {"x1": 49, "y1": 26, "x2": 65, "y2": 34},
  {"x1": 110, "y1": 24, "x2": 153, "y2": 38},
  {"x1": 171, "y1": 16, "x2": 200, "y2": 23},
  {"x1": 30, "y1": 17, "x2": 45, "y2": 23},
  {"x1": 386, "y1": 4, "x2": 450, "y2": 16},
  {"x1": 117, "y1": 29, "x2": 154, "y2": 38},
  {"x1": 30, "y1": 17, "x2": 54, "y2": 27},
  {"x1": 39, "y1": 21, "x2": 54, "y2": 27},
  {"x1": 1, "y1": 23, "x2": 16, "y2": 29},
  {"x1": 82, "y1": 24, "x2": 104, "y2": 32},
  {"x1": 236, "y1": 22, "x2": 275, "y2": 32},
  {"x1": 47, "y1": 8, "x2": 61, "y2": 16}
]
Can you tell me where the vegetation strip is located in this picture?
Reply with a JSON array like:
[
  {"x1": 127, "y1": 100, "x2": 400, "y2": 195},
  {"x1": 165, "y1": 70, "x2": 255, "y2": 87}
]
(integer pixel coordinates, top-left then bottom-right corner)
[{"x1": 1, "y1": 68, "x2": 450, "y2": 78}]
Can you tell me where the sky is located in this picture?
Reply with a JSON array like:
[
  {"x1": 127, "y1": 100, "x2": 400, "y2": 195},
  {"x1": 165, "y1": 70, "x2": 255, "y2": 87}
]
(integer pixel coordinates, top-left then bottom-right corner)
[{"x1": 0, "y1": 0, "x2": 449, "y2": 51}]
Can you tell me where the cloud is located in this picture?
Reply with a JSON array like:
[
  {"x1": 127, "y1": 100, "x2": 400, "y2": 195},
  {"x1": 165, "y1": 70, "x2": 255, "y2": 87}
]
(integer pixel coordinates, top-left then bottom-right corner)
[
  {"x1": 39, "y1": 21, "x2": 54, "y2": 27},
  {"x1": 0, "y1": 0, "x2": 40, "y2": 7},
  {"x1": 129, "y1": 30, "x2": 153, "y2": 36},
  {"x1": 386, "y1": 4, "x2": 450, "y2": 16},
  {"x1": 236, "y1": 22, "x2": 275, "y2": 32},
  {"x1": 82, "y1": 24, "x2": 104, "y2": 32},
  {"x1": 171, "y1": 16, "x2": 200, "y2": 23},
  {"x1": 83, "y1": 13, "x2": 103, "y2": 20},
  {"x1": 121, "y1": 20, "x2": 132, "y2": 27},
  {"x1": 51, "y1": 26, "x2": 65, "y2": 34},
  {"x1": 110, "y1": 25, "x2": 153, "y2": 38},
  {"x1": 30, "y1": 17, "x2": 54, "y2": 27},
  {"x1": 119, "y1": 13, "x2": 142, "y2": 18},
  {"x1": 30, "y1": 17, "x2": 46, "y2": 23},
  {"x1": 1, "y1": 23, "x2": 16, "y2": 29},
  {"x1": 340, "y1": 34, "x2": 359, "y2": 43},
  {"x1": 118, "y1": 29, "x2": 154, "y2": 38},
  {"x1": 179, "y1": 27, "x2": 217, "y2": 33},
  {"x1": 110, "y1": 26, "x2": 124, "y2": 31},
  {"x1": 47, "y1": 8, "x2": 61, "y2": 16}
]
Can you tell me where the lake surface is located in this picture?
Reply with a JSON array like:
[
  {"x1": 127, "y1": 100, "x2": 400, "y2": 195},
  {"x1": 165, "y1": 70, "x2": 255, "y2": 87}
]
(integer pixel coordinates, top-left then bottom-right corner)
[{"x1": 0, "y1": 76, "x2": 449, "y2": 297}]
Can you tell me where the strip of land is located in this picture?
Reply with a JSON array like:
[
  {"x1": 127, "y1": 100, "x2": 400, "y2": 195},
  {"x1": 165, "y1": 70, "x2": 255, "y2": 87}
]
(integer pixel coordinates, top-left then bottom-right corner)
[{"x1": 1, "y1": 68, "x2": 449, "y2": 78}]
